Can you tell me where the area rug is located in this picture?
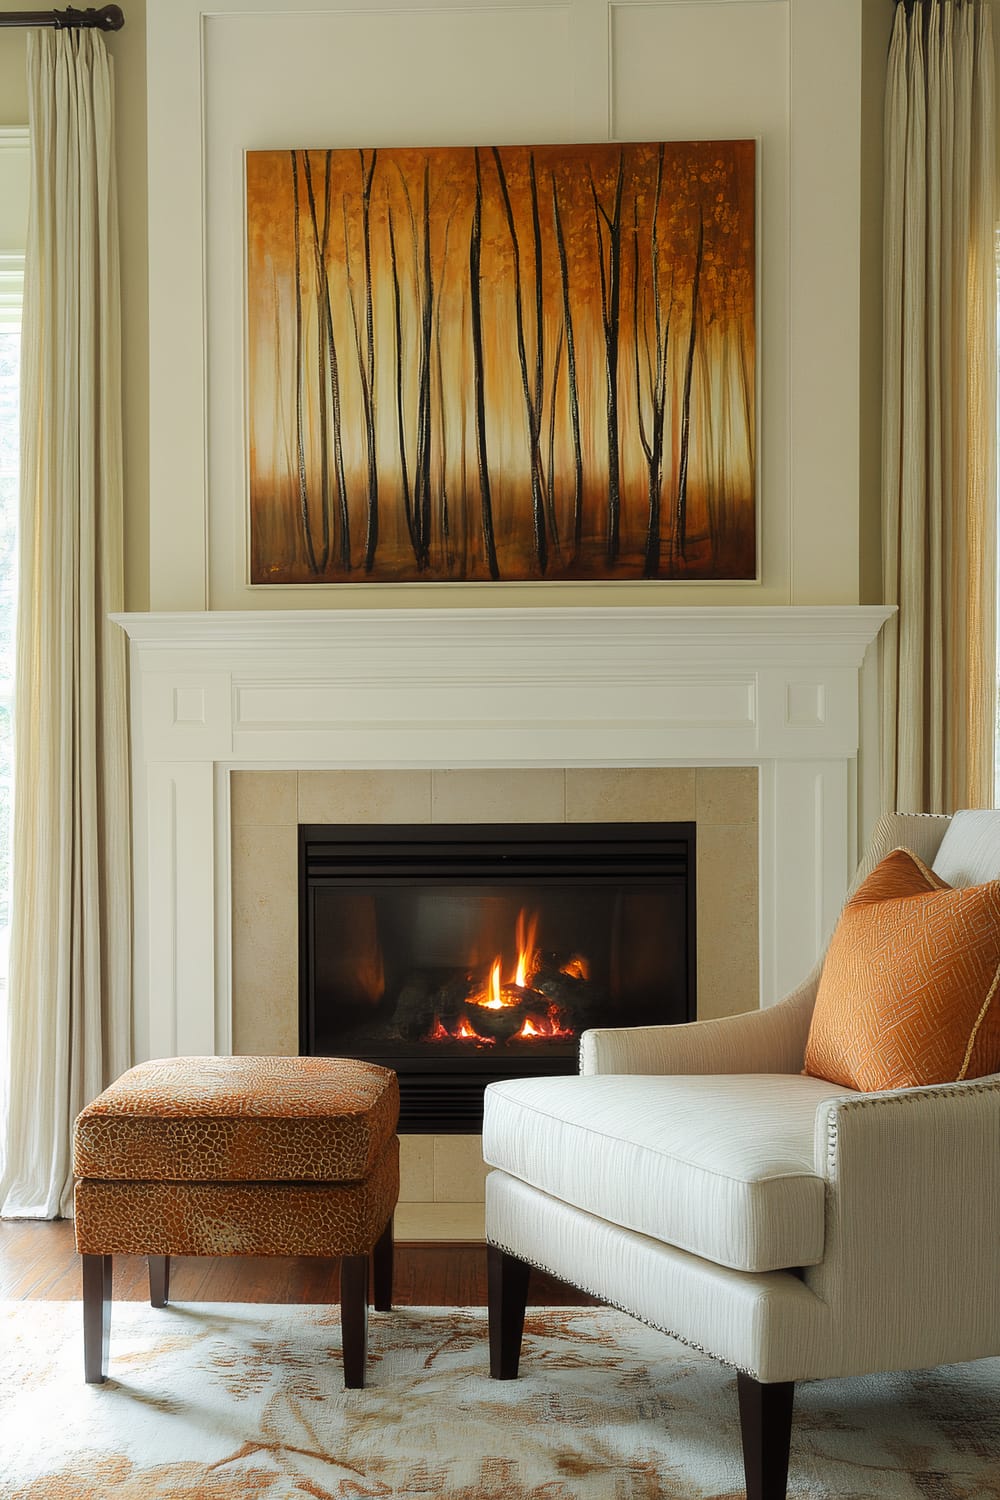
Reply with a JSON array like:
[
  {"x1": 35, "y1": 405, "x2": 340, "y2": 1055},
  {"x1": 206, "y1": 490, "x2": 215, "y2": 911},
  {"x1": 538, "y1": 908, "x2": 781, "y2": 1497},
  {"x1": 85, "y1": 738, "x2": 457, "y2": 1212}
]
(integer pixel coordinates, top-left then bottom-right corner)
[{"x1": 0, "y1": 1302, "x2": 998, "y2": 1499}]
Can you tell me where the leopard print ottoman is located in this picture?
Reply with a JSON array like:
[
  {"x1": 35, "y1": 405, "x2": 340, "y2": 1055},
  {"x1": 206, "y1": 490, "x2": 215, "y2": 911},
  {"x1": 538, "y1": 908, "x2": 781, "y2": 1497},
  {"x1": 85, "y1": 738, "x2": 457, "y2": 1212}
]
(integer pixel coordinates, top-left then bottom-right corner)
[{"x1": 73, "y1": 1055, "x2": 400, "y2": 1389}]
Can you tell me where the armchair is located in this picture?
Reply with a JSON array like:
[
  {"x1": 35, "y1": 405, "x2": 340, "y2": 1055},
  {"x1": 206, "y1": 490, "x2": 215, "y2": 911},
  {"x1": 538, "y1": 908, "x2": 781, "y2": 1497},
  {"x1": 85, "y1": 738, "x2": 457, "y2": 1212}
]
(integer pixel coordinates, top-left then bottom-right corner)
[{"x1": 482, "y1": 812, "x2": 1000, "y2": 1499}]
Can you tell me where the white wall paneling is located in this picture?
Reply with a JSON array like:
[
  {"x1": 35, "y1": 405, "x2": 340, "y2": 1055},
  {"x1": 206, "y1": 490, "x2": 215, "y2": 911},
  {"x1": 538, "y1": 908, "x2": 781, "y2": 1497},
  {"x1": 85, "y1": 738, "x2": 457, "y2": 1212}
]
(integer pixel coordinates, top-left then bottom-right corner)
[
  {"x1": 146, "y1": 0, "x2": 867, "y2": 610},
  {"x1": 116, "y1": 605, "x2": 891, "y2": 1059},
  {"x1": 142, "y1": 761, "x2": 218, "y2": 1059}
]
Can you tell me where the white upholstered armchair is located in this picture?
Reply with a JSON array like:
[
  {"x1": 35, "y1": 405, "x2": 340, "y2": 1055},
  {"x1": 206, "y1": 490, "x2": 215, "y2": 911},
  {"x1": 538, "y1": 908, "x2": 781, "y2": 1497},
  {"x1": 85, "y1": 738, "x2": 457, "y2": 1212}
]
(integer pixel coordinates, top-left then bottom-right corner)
[{"x1": 482, "y1": 812, "x2": 1000, "y2": 1500}]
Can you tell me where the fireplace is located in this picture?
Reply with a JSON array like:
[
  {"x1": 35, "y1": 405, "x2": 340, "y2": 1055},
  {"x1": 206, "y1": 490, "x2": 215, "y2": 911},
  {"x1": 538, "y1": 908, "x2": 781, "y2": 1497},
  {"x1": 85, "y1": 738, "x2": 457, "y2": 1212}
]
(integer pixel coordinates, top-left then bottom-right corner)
[
  {"x1": 299, "y1": 822, "x2": 696, "y2": 1131},
  {"x1": 112, "y1": 606, "x2": 891, "y2": 1083}
]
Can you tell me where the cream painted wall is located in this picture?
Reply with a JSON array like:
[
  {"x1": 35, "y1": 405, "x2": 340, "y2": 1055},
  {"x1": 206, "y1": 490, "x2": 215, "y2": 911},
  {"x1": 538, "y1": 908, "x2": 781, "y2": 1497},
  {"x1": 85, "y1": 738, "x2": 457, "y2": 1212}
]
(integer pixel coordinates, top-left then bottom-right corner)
[
  {"x1": 148, "y1": 0, "x2": 896, "y2": 612},
  {"x1": 859, "y1": 0, "x2": 895, "y2": 607},
  {"x1": 0, "y1": 9, "x2": 26, "y2": 132},
  {"x1": 0, "y1": 0, "x2": 149, "y2": 609},
  {"x1": 0, "y1": 0, "x2": 901, "y2": 615}
]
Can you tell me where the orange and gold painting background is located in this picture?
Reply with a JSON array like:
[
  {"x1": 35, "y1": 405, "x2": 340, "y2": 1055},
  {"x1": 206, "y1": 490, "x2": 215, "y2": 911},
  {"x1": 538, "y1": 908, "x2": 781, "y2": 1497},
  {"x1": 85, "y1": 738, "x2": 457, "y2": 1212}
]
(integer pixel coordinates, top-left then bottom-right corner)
[{"x1": 246, "y1": 140, "x2": 755, "y2": 583}]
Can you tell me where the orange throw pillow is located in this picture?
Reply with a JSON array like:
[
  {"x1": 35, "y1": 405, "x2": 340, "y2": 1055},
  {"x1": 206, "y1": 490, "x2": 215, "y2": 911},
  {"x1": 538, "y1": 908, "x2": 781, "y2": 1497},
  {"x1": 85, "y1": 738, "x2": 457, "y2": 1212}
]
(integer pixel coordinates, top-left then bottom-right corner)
[{"x1": 803, "y1": 847, "x2": 1000, "y2": 1091}]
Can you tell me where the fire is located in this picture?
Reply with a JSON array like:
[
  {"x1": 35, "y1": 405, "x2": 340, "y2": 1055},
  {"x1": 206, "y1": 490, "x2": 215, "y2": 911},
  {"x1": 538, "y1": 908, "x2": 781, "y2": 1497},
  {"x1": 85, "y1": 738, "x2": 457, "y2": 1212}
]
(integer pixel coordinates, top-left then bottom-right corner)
[
  {"x1": 470, "y1": 910, "x2": 540, "y2": 1011},
  {"x1": 513, "y1": 910, "x2": 538, "y2": 988},
  {"x1": 454, "y1": 1015, "x2": 494, "y2": 1044},
  {"x1": 423, "y1": 1013, "x2": 495, "y2": 1045},
  {"x1": 423, "y1": 909, "x2": 581, "y2": 1045},
  {"x1": 483, "y1": 958, "x2": 504, "y2": 1010},
  {"x1": 512, "y1": 1004, "x2": 574, "y2": 1041}
]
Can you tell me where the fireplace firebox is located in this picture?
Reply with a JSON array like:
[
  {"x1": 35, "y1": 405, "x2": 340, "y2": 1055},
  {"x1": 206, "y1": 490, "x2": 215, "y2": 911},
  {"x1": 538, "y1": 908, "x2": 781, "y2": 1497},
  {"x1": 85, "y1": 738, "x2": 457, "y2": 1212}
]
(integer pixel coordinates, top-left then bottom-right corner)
[{"x1": 299, "y1": 823, "x2": 695, "y2": 1131}]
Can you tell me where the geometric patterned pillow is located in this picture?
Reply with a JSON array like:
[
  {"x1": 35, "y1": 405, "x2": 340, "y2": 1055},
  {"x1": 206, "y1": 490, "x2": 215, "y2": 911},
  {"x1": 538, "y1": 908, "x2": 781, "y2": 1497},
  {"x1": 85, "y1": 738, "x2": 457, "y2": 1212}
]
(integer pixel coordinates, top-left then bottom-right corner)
[{"x1": 803, "y1": 847, "x2": 1000, "y2": 1090}]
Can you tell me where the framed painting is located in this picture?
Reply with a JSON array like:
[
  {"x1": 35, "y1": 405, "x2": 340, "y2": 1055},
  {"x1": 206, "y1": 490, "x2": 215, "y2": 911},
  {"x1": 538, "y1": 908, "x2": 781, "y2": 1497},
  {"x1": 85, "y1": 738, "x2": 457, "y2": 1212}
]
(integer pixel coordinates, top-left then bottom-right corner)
[{"x1": 245, "y1": 139, "x2": 756, "y2": 584}]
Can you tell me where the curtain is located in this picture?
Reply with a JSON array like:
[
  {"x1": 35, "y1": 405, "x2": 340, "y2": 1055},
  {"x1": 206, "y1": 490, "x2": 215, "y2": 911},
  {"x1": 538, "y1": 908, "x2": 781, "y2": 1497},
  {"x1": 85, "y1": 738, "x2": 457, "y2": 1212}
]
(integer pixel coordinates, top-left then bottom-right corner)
[
  {"x1": 882, "y1": 0, "x2": 997, "y2": 813},
  {"x1": 0, "y1": 28, "x2": 131, "y2": 1218}
]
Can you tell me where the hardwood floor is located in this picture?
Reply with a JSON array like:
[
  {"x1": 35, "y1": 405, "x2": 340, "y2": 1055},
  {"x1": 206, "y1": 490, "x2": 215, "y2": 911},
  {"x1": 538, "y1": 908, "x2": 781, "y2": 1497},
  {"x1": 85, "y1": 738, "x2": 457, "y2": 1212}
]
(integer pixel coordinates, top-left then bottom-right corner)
[{"x1": 0, "y1": 1218, "x2": 592, "y2": 1307}]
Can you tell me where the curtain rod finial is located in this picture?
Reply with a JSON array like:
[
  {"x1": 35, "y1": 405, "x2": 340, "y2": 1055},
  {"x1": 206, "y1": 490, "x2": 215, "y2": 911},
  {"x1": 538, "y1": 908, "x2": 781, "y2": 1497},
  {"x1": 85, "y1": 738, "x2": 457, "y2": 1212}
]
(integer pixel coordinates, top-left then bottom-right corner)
[{"x1": 53, "y1": 5, "x2": 125, "y2": 29}]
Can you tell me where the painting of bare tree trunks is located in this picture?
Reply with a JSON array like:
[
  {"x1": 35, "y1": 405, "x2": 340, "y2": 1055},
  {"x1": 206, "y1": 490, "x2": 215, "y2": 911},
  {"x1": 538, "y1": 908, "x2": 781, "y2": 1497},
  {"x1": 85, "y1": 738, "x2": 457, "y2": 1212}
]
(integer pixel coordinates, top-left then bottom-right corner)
[{"x1": 246, "y1": 140, "x2": 756, "y2": 584}]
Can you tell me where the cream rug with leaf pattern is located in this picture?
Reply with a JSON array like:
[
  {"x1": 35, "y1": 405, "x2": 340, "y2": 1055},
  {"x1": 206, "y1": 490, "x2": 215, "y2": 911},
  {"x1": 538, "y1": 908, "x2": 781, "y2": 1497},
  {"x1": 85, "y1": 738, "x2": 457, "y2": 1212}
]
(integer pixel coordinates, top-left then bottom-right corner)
[{"x1": 0, "y1": 1301, "x2": 998, "y2": 1499}]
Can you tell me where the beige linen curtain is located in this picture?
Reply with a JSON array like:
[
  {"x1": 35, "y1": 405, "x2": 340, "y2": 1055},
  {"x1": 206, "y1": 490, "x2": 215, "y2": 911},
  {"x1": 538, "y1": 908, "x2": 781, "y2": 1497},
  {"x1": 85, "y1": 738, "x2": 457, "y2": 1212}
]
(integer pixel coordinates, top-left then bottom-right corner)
[
  {"x1": 882, "y1": 0, "x2": 997, "y2": 813},
  {"x1": 0, "y1": 28, "x2": 131, "y2": 1218}
]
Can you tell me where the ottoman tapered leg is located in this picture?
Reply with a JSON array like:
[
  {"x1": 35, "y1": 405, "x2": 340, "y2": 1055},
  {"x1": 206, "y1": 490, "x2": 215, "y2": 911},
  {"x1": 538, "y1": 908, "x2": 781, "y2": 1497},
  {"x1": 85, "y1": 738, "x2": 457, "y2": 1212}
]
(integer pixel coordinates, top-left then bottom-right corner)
[
  {"x1": 82, "y1": 1253, "x2": 112, "y2": 1384},
  {"x1": 340, "y1": 1253, "x2": 370, "y2": 1389},
  {"x1": 372, "y1": 1217, "x2": 394, "y2": 1313},
  {"x1": 148, "y1": 1255, "x2": 170, "y2": 1308}
]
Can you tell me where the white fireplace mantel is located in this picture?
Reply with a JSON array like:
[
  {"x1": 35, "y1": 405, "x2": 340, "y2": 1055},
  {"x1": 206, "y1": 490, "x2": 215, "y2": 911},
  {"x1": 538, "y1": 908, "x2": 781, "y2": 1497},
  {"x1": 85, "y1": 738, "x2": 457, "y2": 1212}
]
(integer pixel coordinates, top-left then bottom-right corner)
[{"x1": 114, "y1": 605, "x2": 893, "y2": 1063}]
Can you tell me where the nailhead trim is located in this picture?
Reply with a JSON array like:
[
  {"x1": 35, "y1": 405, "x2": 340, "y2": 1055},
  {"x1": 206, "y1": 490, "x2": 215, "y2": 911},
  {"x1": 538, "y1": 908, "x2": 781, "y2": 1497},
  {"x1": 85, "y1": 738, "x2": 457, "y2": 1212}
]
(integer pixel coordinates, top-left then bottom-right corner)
[
  {"x1": 822, "y1": 1075, "x2": 1000, "y2": 1171},
  {"x1": 485, "y1": 1232, "x2": 770, "y2": 1380}
]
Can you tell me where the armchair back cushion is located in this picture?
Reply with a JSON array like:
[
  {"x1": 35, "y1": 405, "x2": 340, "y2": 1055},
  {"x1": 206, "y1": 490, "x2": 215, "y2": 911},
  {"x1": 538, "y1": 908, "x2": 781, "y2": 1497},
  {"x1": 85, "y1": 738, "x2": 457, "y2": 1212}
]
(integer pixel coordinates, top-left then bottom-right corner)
[
  {"x1": 804, "y1": 849, "x2": 1000, "y2": 1091},
  {"x1": 932, "y1": 808, "x2": 1000, "y2": 887}
]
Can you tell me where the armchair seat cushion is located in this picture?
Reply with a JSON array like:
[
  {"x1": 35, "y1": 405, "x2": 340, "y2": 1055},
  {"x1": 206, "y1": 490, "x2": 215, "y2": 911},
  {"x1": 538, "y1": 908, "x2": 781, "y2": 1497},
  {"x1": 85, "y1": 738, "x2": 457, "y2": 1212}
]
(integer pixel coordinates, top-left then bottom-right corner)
[{"x1": 483, "y1": 1072, "x2": 854, "y2": 1273}]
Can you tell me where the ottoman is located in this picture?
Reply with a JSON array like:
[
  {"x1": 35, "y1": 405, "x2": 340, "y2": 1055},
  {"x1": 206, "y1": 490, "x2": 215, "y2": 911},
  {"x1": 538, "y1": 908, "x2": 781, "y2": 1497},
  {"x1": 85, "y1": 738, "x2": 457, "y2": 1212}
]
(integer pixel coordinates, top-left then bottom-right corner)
[{"x1": 73, "y1": 1055, "x2": 399, "y2": 1388}]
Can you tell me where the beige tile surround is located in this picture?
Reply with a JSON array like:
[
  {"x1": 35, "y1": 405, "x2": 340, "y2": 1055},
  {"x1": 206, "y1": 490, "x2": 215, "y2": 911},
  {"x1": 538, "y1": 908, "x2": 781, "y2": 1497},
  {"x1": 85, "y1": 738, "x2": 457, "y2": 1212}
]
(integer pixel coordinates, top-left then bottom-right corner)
[{"x1": 231, "y1": 767, "x2": 759, "y2": 1241}]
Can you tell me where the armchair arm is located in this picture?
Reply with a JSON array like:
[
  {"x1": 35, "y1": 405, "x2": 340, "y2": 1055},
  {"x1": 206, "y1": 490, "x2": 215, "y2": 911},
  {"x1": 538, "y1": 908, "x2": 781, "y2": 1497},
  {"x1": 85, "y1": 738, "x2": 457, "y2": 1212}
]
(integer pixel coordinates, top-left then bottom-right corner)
[
  {"x1": 579, "y1": 968, "x2": 819, "y2": 1076},
  {"x1": 806, "y1": 1075, "x2": 1000, "y2": 1378},
  {"x1": 580, "y1": 816, "x2": 954, "y2": 1081}
]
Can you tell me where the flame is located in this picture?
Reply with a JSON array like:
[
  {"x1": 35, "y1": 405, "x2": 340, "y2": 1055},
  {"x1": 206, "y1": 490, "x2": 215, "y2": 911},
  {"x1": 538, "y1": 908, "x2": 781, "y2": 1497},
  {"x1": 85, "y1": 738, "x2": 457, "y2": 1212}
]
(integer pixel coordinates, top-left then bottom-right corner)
[
  {"x1": 512, "y1": 1003, "x2": 575, "y2": 1041},
  {"x1": 471, "y1": 910, "x2": 540, "y2": 1010},
  {"x1": 482, "y1": 958, "x2": 504, "y2": 1009},
  {"x1": 454, "y1": 1015, "x2": 493, "y2": 1043},
  {"x1": 514, "y1": 910, "x2": 538, "y2": 989},
  {"x1": 424, "y1": 909, "x2": 581, "y2": 1044},
  {"x1": 424, "y1": 1013, "x2": 495, "y2": 1045}
]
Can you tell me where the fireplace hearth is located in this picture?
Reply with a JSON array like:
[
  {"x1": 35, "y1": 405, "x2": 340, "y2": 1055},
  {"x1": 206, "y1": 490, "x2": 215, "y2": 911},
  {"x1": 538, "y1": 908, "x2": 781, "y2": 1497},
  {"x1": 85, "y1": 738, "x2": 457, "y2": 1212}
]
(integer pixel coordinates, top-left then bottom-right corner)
[{"x1": 299, "y1": 823, "x2": 695, "y2": 1130}]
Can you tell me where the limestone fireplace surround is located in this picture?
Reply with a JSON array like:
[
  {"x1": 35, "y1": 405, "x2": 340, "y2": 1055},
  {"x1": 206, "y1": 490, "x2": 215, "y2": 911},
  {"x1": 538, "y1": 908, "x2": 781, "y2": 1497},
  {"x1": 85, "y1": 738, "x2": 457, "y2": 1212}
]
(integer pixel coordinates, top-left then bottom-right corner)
[{"x1": 116, "y1": 604, "x2": 891, "y2": 1235}]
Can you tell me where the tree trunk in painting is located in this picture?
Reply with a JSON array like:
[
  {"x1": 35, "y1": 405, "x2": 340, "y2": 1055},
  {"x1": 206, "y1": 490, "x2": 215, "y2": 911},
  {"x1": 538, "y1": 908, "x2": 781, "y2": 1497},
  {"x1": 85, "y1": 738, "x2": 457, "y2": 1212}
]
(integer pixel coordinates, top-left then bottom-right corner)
[
  {"x1": 387, "y1": 206, "x2": 417, "y2": 563},
  {"x1": 638, "y1": 145, "x2": 672, "y2": 580},
  {"x1": 551, "y1": 175, "x2": 583, "y2": 557},
  {"x1": 302, "y1": 151, "x2": 352, "y2": 572},
  {"x1": 320, "y1": 152, "x2": 351, "y2": 572},
  {"x1": 359, "y1": 150, "x2": 379, "y2": 572},
  {"x1": 415, "y1": 161, "x2": 434, "y2": 569},
  {"x1": 590, "y1": 155, "x2": 625, "y2": 566},
  {"x1": 290, "y1": 151, "x2": 319, "y2": 575},
  {"x1": 435, "y1": 215, "x2": 455, "y2": 570},
  {"x1": 470, "y1": 148, "x2": 499, "y2": 580},
  {"x1": 676, "y1": 206, "x2": 705, "y2": 563},
  {"x1": 302, "y1": 155, "x2": 331, "y2": 569},
  {"x1": 546, "y1": 326, "x2": 564, "y2": 551},
  {"x1": 493, "y1": 148, "x2": 547, "y2": 575}
]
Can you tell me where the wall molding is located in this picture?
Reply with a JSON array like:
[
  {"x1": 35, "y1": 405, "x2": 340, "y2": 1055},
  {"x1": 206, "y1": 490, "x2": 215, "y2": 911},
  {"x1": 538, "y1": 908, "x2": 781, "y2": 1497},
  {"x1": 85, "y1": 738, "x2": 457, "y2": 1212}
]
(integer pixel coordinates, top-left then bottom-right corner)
[{"x1": 145, "y1": 0, "x2": 865, "y2": 609}]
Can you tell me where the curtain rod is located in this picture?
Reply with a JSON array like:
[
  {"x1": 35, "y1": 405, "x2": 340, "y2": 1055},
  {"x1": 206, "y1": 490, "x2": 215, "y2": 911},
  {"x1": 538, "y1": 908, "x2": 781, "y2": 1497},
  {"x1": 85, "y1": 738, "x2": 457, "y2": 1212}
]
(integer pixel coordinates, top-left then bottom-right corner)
[{"x1": 0, "y1": 6, "x2": 124, "y2": 29}]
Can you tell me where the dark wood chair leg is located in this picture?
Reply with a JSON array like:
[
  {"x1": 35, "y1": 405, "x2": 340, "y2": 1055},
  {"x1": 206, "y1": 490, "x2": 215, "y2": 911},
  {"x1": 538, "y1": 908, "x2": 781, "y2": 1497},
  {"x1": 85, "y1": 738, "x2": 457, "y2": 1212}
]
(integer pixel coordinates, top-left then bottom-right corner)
[
  {"x1": 340, "y1": 1253, "x2": 370, "y2": 1389},
  {"x1": 372, "y1": 1217, "x2": 393, "y2": 1313},
  {"x1": 487, "y1": 1244, "x2": 531, "y2": 1380},
  {"x1": 148, "y1": 1255, "x2": 170, "y2": 1308},
  {"x1": 737, "y1": 1372, "x2": 795, "y2": 1500},
  {"x1": 82, "y1": 1253, "x2": 112, "y2": 1384}
]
